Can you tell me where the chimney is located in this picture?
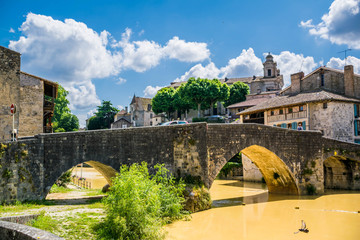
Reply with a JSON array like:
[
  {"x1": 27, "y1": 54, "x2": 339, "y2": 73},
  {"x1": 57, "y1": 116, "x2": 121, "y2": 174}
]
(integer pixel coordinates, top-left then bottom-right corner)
[
  {"x1": 344, "y1": 65, "x2": 355, "y2": 97},
  {"x1": 125, "y1": 106, "x2": 128, "y2": 113},
  {"x1": 290, "y1": 72, "x2": 304, "y2": 94}
]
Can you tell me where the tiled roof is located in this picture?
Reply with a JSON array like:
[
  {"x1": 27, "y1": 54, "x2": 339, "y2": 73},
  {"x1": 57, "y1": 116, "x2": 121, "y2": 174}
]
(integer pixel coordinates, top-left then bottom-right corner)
[
  {"x1": 239, "y1": 90, "x2": 360, "y2": 115},
  {"x1": 227, "y1": 97, "x2": 271, "y2": 108}
]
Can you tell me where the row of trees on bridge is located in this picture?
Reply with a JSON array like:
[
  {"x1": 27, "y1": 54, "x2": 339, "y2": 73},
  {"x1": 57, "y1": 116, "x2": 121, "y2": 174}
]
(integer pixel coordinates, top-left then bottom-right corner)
[{"x1": 152, "y1": 77, "x2": 249, "y2": 118}]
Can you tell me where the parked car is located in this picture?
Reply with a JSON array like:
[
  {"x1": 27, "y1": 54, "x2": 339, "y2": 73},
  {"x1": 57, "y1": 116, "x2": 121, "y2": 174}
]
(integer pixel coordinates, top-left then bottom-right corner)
[
  {"x1": 161, "y1": 120, "x2": 189, "y2": 126},
  {"x1": 206, "y1": 115, "x2": 226, "y2": 123}
]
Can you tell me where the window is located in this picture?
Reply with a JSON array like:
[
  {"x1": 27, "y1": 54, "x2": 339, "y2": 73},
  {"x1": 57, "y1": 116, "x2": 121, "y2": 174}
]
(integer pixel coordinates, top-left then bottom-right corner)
[
  {"x1": 323, "y1": 103, "x2": 327, "y2": 109},
  {"x1": 288, "y1": 108, "x2": 293, "y2": 113},
  {"x1": 271, "y1": 111, "x2": 274, "y2": 116},
  {"x1": 321, "y1": 74, "x2": 324, "y2": 86},
  {"x1": 299, "y1": 106, "x2": 304, "y2": 112},
  {"x1": 355, "y1": 104, "x2": 360, "y2": 118},
  {"x1": 268, "y1": 69, "x2": 271, "y2": 77},
  {"x1": 355, "y1": 120, "x2": 360, "y2": 136},
  {"x1": 150, "y1": 113, "x2": 153, "y2": 118},
  {"x1": 279, "y1": 109, "x2": 283, "y2": 115}
]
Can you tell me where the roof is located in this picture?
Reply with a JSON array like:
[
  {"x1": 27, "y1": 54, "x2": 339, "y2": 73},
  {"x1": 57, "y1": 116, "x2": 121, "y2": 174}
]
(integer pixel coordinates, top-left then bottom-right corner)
[
  {"x1": 239, "y1": 90, "x2": 360, "y2": 115},
  {"x1": 130, "y1": 95, "x2": 152, "y2": 111},
  {"x1": 113, "y1": 116, "x2": 131, "y2": 124},
  {"x1": 227, "y1": 97, "x2": 271, "y2": 109},
  {"x1": 20, "y1": 71, "x2": 58, "y2": 87}
]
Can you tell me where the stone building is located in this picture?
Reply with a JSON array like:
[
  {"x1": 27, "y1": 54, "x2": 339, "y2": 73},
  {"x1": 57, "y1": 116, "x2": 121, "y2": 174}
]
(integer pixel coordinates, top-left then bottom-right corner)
[
  {"x1": 239, "y1": 65, "x2": 360, "y2": 144},
  {"x1": 168, "y1": 53, "x2": 283, "y2": 120},
  {"x1": 111, "y1": 108, "x2": 131, "y2": 129},
  {"x1": 237, "y1": 65, "x2": 360, "y2": 182},
  {"x1": 130, "y1": 95, "x2": 155, "y2": 127},
  {"x1": 0, "y1": 46, "x2": 58, "y2": 141}
]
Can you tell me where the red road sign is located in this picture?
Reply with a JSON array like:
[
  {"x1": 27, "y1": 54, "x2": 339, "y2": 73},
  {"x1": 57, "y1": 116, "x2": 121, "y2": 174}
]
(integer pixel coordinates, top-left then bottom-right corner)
[{"x1": 10, "y1": 104, "x2": 16, "y2": 114}]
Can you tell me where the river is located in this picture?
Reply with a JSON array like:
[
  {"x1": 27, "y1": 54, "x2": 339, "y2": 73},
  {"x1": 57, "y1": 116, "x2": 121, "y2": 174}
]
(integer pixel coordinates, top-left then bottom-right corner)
[{"x1": 166, "y1": 180, "x2": 360, "y2": 240}]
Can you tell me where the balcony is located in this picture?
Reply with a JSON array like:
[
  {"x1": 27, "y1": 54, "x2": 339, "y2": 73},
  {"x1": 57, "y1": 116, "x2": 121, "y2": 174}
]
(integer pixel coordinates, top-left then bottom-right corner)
[{"x1": 268, "y1": 110, "x2": 307, "y2": 123}]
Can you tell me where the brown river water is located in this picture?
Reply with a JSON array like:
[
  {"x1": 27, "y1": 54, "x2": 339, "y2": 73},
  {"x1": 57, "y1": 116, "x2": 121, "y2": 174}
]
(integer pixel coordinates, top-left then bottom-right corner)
[{"x1": 166, "y1": 180, "x2": 360, "y2": 240}]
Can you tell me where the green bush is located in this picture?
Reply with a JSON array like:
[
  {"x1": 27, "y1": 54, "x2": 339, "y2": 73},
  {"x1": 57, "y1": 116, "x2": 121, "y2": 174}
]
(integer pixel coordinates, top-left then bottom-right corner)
[
  {"x1": 94, "y1": 162, "x2": 186, "y2": 240},
  {"x1": 219, "y1": 162, "x2": 242, "y2": 178},
  {"x1": 55, "y1": 170, "x2": 72, "y2": 187},
  {"x1": 192, "y1": 117, "x2": 207, "y2": 122}
]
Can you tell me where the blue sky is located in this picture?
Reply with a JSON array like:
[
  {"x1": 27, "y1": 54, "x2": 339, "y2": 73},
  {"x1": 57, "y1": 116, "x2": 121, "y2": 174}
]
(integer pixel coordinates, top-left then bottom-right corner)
[{"x1": 1, "y1": 0, "x2": 359, "y2": 126}]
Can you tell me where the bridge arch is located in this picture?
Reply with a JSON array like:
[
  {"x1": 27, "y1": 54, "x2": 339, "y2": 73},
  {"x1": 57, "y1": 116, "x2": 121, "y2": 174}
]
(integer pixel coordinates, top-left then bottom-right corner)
[
  {"x1": 324, "y1": 155, "x2": 360, "y2": 190},
  {"x1": 45, "y1": 160, "x2": 117, "y2": 197},
  {"x1": 212, "y1": 145, "x2": 299, "y2": 195}
]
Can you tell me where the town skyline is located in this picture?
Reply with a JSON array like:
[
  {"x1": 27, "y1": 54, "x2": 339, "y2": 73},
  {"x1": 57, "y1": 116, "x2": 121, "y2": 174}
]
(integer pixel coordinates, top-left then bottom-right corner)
[{"x1": 0, "y1": 0, "x2": 359, "y2": 126}]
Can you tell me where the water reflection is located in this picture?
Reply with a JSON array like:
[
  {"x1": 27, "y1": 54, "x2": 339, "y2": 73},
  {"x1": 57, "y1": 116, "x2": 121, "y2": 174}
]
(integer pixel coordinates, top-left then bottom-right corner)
[{"x1": 166, "y1": 180, "x2": 360, "y2": 240}]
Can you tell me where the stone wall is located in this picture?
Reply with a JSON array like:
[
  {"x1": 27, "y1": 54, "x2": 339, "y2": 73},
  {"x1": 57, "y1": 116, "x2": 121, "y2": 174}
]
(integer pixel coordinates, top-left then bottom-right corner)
[
  {"x1": 309, "y1": 101, "x2": 354, "y2": 142},
  {"x1": 242, "y1": 154, "x2": 263, "y2": 182},
  {"x1": 19, "y1": 74, "x2": 44, "y2": 137},
  {"x1": 0, "y1": 219, "x2": 63, "y2": 240},
  {"x1": 0, "y1": 46, "x2": 21, "y2": 141},
  {"x1": 301, "y1": 70, "x2": 345, "y2": 94}
]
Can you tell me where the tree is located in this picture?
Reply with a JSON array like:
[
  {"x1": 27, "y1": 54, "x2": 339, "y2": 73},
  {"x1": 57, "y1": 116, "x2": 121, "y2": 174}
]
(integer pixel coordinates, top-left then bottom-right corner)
[
  {"x1": 88, "y1": 101, "x2": 119, "y2": 130},
  {"x1": 53, "y1": 85, "x2": 79, "y2": 132},
  {"x1": 152, "y1": 87, "x2": 176, "y2": 120},
  {"x1": 173, "y1": 84, "x2": 194, "y2": 119},
  {"x1": 224, "y1": 81, "x2": 249, "y2": 107},
  {"x1": 181, "y1": 78, "x2": 212, "y2": 117},
  {"x1": 206, "y1": 79, "x2": 230, "y2": 115}
]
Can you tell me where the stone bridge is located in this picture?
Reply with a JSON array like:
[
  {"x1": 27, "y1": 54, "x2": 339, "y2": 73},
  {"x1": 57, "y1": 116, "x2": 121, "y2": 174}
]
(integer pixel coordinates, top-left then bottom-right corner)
[{"x1": 0, "y1": 123, "x2": 359, "y2": 202}]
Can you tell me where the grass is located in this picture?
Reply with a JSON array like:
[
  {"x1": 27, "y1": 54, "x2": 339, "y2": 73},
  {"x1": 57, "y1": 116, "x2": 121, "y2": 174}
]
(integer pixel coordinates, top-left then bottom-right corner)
[
  {"x1": 28, "y1": 209, "x2": 105, "y2": 240},
  {"x1": 0, "y1": 200, "x2": 55, "y2": 216},
  {"x1": 49, "y1": 184, "x2": 73, "y2": 193}
]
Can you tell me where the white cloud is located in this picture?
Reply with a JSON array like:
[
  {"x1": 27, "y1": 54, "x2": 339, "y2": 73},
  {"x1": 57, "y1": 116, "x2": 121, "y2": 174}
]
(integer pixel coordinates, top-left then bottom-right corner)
[
  {"x1": 116, "y1": 77, "x2": 127, "y2": 85},
  {"x1": 117, "y1": 105, "x2": 124, "y2": 110},
  {"x1": 86, "y1": 108, "x2": 97, "y2": 118},
  {"x1": 272, "y1": 51, "x2": 318, "y2": 86},
  {"x1": 174, "y1": 62, "x2": 221, "y2": 82},
  {"x1": 9, "y1": 13, "x2": 210, "y2": 111},
  {"x1": 327, "y1": 56, "x2": 360, "y2": 74},
  {"x1": 163, "y1": 36, "x2": 210, "y2": 62},
  {"x1": 220, "y1": 48, "x2": 263, "y2": 78},
  {"x1": 300, "y1": 0, "x2": 360, "y2": 49},
  {"x1": 9, "y1": 28, "x2": 15, "y2": 33},
  {"x1": 143, "y1": 85, "x2": 164, "y2": 98},
  {"x1": 138, "y1": 30, "x2": 145, "y2": 36},
  {"x1": 174, "y1": 49, "x2": 318, "y2": 87}
]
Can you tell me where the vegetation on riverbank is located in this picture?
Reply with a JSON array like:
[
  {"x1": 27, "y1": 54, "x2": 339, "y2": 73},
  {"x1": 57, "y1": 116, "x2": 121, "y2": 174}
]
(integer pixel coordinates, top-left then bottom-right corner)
[{"x1": 93, "y1": 162, "x2": 188, "y2": 240}]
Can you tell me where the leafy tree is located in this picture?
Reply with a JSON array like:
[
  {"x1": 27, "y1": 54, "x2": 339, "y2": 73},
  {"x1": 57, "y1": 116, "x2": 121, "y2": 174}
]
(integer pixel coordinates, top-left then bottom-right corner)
[
  {"x1": 88, "y1": 101, "x2": 119, "y2": 130},
  {"x1": 181, "y1": 78, "x2": 213, "y2": 117},
  {"x1": 152, "y1": 87, "x2": 176, "y2": 120},
  {"x1": 53, "y1": 85, "x2": 79, "y2": 132},
  {"x1": 173, "y1": 84, "x2": 194, "y2": 119},
  {"x1": 206, "y1": 79, "x2": 229, "y2": 115},
  {"x1": 224, "y1": 81, "x2": 249, "y2": 107}
]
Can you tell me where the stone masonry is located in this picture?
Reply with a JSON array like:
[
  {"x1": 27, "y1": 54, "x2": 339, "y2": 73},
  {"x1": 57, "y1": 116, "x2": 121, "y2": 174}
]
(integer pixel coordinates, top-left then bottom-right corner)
[
  {"x1": 0, "y1": 46, "x2": 20, "y2": 141},
  {"x1": 0, "y1": 123, "x2": 359, "y2": 203}
]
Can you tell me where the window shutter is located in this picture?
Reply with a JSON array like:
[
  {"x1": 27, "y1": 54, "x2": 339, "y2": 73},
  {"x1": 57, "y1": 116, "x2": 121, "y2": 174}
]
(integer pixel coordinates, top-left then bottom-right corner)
[
  {"x1": 355, "y1": 104, "x2": 358, "y2": 118},
  {"x1": 273, "y1": 124, "x2": 276, "y2": 127},
  {"x1": 292, "y1": 122, "x2": 297, "y2": 129},
  {"x1": 355, "y1": 120, "x2": 358, "y2": 136},
  {"x1": 281, "y1": 123, "x2": 286, "y2": 128},
  {"x1": 302, "y1": 121, "x2": 306, "y2": 130}
]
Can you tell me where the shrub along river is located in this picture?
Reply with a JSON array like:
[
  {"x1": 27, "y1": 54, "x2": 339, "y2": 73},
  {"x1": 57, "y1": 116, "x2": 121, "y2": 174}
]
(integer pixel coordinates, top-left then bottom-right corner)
[{"x1": 166, "y1": 180, "x2": 360, "y2": 240}]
